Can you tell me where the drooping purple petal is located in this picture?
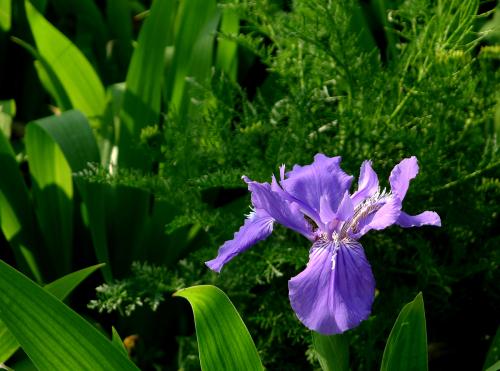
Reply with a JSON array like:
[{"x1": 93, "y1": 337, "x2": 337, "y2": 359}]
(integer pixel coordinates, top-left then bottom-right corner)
[
  {"x1": 205, "y1": 211, "x2": 274, "y2": 273},
  {"x1": 288, "y1": 240, "x2": 375, "y2": 335},
  {"x1": 281, "y1": 154, "x2": 353, "y2": 225},
  {"x1": 244, "y1": 176, "x2": 313, "y2": 240},
  {"x1": 389, "y1": 156, "x2": 419, "y2": 200},
  {"x1": 353, "y1": 196, "x2": 402, "y2": 238},
  {"x1": 351, "y1": 160, "x2": 379, "y2": 205},
  {"x1": 397, "y1": 210, "x2": 441, "y2": 227}
]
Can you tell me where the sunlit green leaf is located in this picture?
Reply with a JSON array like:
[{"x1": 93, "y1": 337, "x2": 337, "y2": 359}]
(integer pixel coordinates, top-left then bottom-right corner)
[
  {"x1": 24, "y1": 1, "x2": 105, "y2": 124},
  {"x1": 0, "y1": 260, "x2": 139, "y2": 370},
  {"x1": 174, "y1": 285, "x2": 263, "y2": 371},
  {"x1": 381, "y1": 293, "x2": 428, "y2": 371},
  {"x1": 0, "y1": 264, "x2": 104, "y2": 363},
  {"x1": 11, "y1": 37, "x2": 72, "y2": 111}
]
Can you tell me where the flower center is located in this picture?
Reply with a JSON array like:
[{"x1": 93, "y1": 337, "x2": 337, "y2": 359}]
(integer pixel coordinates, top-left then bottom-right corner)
[{"x1": 338, "y1": 188, "x2": 392, "y2": 238}]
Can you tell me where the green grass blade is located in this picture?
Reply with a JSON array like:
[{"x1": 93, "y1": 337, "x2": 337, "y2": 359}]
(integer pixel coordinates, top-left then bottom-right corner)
[
  {"x1": 312, "y1": 332, "x2": 349, "y2": 371},
  {"x1": 24, "y1": 1, "x2": 105, "y2": 124},
  {"x1": 0, "y1": 130, "x2": 41, "y2": 282},
  {"x1": 174, "y1": 285, "x2": 263, "y2": 371},
  {"x1": 25, "y1": 119, "x2": 74, "y2": 277},
  {"x1": 118, "y1": 0, "x2": 176, "y2": 169},
  {"x1": 0, "y1": 260, "x2": 139, "y2": 370},
  {"x1": 381, "y1": 293, "x2": 428, "y2": 371},
  {"x1": 0, "y1": 264, "x2": 104, "y2": 363}
]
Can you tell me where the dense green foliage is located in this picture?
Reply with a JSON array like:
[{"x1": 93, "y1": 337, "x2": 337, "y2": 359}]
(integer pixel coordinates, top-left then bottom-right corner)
[{"x1": 0, "y1": 0, "x2": 499, "y2": 369}]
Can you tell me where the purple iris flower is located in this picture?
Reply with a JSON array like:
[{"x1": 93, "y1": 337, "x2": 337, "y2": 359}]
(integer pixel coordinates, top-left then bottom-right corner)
[{"x1": 206, "y1": 154, "x2": 441, "y2": 335}]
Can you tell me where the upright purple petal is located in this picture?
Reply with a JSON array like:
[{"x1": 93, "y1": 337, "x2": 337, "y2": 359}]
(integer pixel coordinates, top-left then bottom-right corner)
[
  {"x1": 205, "y1": 212, "x2": 274, "y2": 273},
  {"x1": 244, "y1": 176, "x2": 313, "y2": 240},
  {"x1": 281, "y1": 154, "x2": 353, "y2": 225},
  {"x1": 351, "y1": 160, "x2": 379, "y2": 205},
  {"x1": 336, "y1": 191, "x2": 354, "y2": 221},
  {"x1": 288, "y1": 240, "x2": 375, "y2": 335},
  {"x1": 389, "y1": 156, "x2": 419, "y2": 200},
  {"x1": 397, "y1": 210, "x2": 441, "y2": 227}
]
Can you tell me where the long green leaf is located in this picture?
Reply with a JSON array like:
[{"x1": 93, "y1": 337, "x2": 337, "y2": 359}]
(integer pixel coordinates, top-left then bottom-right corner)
[
  {"x1": 381, "y1": 293, "x2": 428, "y2": 371},
  {"x1": 118, "y1": 0, "x2": 176, "y2": 169},
  {"x1": 174, "y1": 285, "x2": 263, "y2": 371},
  {"x1": 24, "y1": 1, "x2": 106, "y2": 123},
  {"x1": 25, "y1": 118, "x2": 74, "y2": 277},
  {"x1": 0, "y1": 264, "x2": 104, "y2": 363},
  {"x1": 0, "y1": 260, "x2": 139, "y2": 370},
  {"x1": 312, "y1": 332, "x2": 349, "y2": 371},
  {"x1": 0, "y1": 130, "x2": 41, "y2": 281}
]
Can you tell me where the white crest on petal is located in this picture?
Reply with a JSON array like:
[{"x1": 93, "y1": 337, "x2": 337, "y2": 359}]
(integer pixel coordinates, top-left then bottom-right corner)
[{"x1": 340, "y1": 187, "x2": 393, "y2": 237}]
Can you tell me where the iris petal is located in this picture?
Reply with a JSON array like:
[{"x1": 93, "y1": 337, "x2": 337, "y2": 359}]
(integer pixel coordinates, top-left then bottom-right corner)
[
  {"x1": 389, "y1": 156, "x2": 419, "y2": 200},
  {"x1": 351, "y1": 160, "x2": 379, "y2": 205},
  {"x1": 397, "y1": 210, "x2": 441, "y2": 227},
  {"x1": 288, "y1": 240, "x2": 375, "y2": 335},
  {"x1": 353, "y1": 196, "x2": 402, "y2": 238},
  {"x1": 281, "y1": 154, "x2": 353, "y2": 223},
  {"x1": 245, "y1": 177, "x2": 313, "y2": 239},
  {"x1": 205, "y1": 211, "x2": 274, "y2": 273}
]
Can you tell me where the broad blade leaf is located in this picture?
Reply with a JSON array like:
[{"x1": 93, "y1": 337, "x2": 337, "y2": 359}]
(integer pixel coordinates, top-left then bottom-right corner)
[
  {"x1": 0, "y1": 264, "x2": 104, "y2": 363},
  {"x1": 24, "y1": 1, "x2": 106, "y2": 123},
  {"x1": 312, "y1": 332, "x2": 349, "y2": 371},
  {"x1": 381, "y1": 292, "x2": 428, "y2": 371},
  {"x1": 174, "y1": 285, "x2": 263, "y2": 371},
  {"x1": 0, "y1": 260, "x2": 139, "y2": 370}
]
